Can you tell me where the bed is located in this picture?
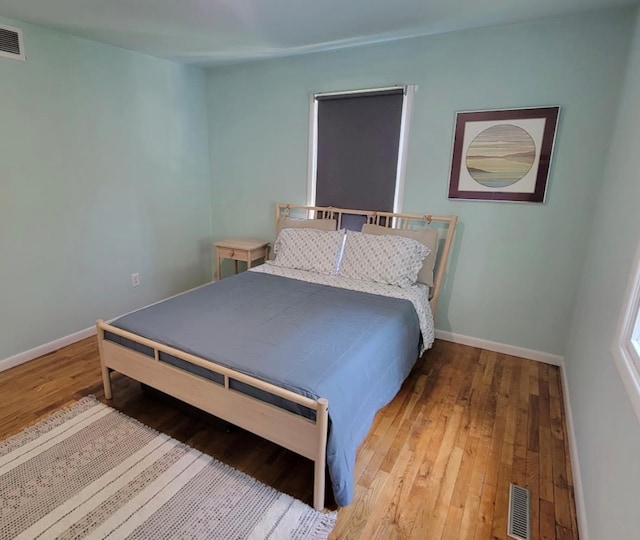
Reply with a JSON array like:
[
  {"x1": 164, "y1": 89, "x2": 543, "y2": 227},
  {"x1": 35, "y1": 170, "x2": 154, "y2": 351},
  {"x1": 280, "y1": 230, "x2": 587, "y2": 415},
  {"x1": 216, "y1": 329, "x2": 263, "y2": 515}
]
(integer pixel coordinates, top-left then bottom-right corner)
[{"x1": 96, "y1": 204, "x2": 457, "y2": 511}]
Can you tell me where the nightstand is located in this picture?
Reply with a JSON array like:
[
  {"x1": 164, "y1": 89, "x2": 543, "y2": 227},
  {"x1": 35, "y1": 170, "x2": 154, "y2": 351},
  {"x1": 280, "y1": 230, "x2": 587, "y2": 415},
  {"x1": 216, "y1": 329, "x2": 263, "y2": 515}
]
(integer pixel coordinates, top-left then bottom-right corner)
[{"x1": 214, "y1": 238, "x2": 270, "y2": 280}]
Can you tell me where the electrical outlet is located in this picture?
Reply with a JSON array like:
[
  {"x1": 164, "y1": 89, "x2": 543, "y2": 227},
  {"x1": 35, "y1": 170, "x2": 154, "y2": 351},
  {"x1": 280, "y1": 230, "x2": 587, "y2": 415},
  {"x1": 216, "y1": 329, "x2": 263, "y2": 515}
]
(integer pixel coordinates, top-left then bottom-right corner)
[{"x1": 131, "y1": 273, "x2": 140, "y2": 287}]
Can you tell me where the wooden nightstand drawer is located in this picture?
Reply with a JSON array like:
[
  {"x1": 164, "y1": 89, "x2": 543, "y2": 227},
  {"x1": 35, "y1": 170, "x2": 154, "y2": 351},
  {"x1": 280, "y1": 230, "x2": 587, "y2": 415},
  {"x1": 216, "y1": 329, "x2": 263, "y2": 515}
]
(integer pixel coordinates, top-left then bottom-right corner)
[{"x1": 216, "y1": 246, "x2": 242, "y2": 261}]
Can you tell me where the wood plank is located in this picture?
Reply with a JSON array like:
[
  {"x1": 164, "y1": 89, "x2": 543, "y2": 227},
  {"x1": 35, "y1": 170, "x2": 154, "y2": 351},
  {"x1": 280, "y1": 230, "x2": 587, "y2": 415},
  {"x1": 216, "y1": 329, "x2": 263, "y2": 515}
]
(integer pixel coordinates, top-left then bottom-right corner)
[
  {"x1": 539, "y1": 367, "x2": 555, "y2": 504},
  {"x1": 527, "y1": 451, "x2": 541, "y2": 540},
  {"x1": 541, "y1": 498, "x2": 557, "y2": 540},
  {"x1": 458, "y1": 493, "x2": 481, "y2": 540}
]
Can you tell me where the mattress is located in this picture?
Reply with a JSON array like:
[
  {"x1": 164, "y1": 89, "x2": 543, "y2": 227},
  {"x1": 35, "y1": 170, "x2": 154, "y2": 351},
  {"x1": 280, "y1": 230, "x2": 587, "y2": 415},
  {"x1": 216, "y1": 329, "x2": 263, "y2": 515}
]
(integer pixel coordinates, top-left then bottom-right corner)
[{"x1": 107, "y1": 269, "x2": 429, "y2": 506}]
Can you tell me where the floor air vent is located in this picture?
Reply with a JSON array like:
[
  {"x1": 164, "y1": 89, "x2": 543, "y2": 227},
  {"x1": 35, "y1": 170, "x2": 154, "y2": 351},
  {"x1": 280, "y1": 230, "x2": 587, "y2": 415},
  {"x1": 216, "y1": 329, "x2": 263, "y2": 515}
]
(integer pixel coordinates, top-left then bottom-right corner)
[
  {"x1": 0, "y1": 24, "x2": 25, "y2": 61},
  {"x1": 507, "y1": 483, "x2": 530, "y2": 540}
]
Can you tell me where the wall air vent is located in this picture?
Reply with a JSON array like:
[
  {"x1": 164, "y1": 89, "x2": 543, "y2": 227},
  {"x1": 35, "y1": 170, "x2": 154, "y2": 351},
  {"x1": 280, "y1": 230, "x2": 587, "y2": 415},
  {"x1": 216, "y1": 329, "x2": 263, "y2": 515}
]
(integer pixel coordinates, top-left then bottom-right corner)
[
  {"x1": 0, "y1": 24, "x2": 25, "y2": 61},
  {"x1": 507, "y1": 483, "x2": 531, "y2": 540}
]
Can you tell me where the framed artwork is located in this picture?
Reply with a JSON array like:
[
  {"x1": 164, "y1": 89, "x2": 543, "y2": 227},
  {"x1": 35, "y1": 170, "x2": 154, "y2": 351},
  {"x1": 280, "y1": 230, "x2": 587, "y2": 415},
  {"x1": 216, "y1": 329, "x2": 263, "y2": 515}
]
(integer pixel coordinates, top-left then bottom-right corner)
[{"x1": 448, "y1": 106, "x2": 560, "y2": 203}]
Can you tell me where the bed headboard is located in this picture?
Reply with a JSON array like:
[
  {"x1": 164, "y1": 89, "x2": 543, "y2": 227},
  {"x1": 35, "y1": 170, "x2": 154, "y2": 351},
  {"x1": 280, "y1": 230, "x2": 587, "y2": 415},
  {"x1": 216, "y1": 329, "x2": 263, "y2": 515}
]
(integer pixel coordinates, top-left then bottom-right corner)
[{"x1": 275, "y1": 203, "x2": 458, "y2": 316}]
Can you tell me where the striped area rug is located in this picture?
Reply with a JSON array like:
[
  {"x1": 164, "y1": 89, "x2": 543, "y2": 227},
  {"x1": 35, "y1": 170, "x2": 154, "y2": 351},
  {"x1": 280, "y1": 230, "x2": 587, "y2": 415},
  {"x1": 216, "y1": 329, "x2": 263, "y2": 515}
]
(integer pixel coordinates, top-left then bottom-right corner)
[{"x1": 0, "y1": 397, "x2": 336, "y2": 539}]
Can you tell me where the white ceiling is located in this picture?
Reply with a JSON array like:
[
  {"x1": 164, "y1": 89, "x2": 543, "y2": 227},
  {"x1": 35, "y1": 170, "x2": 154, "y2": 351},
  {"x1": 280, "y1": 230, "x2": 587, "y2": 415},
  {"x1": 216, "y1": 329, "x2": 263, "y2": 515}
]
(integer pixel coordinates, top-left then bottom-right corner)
[{"x1": 0, "y1": 0, "x2": 635, "y2": 65}]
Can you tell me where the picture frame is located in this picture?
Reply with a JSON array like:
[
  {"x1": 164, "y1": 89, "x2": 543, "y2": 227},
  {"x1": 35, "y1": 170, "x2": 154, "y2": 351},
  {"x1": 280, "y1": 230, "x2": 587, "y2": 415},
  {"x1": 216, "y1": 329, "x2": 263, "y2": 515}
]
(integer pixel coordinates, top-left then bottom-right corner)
[{"x1": 448, "y1": 106, "x2": 560, "y2": 203}]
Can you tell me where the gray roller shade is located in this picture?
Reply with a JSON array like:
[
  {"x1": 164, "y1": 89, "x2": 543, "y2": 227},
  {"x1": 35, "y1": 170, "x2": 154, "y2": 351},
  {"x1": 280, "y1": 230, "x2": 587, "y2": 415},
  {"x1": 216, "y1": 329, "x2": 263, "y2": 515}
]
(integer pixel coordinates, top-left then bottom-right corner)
[{"x1": 315, "y1": 89, "x2": 404, "y2": 214}]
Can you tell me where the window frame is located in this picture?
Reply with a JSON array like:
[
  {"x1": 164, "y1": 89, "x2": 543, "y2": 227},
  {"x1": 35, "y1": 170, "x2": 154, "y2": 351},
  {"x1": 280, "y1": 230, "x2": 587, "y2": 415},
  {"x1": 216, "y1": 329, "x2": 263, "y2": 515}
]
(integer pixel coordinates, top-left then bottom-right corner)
[
  {"x1": 306, "y1": 85, "x2": 416, "y2": 212},
  {"x1": 613, "y1": 239, "x2": 640, "y2": 423}
]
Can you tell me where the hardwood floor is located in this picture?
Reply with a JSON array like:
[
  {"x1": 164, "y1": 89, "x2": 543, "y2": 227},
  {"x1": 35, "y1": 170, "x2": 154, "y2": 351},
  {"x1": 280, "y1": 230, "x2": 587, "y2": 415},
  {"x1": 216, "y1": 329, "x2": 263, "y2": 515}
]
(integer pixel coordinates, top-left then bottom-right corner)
[{"x1": 0, "y1": 338, "x2": 579, "y2": 539}]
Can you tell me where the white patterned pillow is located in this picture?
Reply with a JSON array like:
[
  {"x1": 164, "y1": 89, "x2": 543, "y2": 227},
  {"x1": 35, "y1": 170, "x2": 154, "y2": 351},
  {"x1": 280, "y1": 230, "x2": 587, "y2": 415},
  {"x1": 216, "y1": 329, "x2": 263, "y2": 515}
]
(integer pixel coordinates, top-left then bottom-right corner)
[
  {"x1": 338, "y1": 230, "x2": 430, "y2": 288},
  {"x1": 272, "y1": 228, "x2": 345, "y2": 275},
  {"x1": 361, "y1": 224, "x2": 439, "y2": 286}
]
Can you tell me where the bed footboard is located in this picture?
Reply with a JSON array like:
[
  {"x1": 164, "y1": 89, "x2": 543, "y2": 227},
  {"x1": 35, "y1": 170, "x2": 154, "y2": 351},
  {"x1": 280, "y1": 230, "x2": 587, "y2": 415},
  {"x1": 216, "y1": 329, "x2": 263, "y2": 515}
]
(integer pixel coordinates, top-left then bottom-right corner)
[{"x1": 96, "y1": 320, "x2": 329, "y2": 511}]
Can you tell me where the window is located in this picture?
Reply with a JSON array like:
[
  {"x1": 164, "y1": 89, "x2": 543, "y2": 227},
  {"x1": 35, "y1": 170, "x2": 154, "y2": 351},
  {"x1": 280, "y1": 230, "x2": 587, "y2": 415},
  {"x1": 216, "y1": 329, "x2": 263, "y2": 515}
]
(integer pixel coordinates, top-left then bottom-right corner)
[
  {"x1": 307, "y1": 86, "x2": 415, "y2": 228},
  {"x1": 613, "y1": 240, "x2": 640, "y2": 422}
]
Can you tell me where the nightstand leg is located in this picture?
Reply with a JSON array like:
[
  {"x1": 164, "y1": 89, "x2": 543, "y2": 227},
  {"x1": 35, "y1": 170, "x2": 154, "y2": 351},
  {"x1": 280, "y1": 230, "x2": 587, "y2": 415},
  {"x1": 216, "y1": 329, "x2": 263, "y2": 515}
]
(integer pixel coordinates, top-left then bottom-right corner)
[
  {"x1": 234, "y1": 260, "x2": 239, "y2": 274},
  {"x1": 216, "y1": 253, "x2": 221, "y2": 281}
]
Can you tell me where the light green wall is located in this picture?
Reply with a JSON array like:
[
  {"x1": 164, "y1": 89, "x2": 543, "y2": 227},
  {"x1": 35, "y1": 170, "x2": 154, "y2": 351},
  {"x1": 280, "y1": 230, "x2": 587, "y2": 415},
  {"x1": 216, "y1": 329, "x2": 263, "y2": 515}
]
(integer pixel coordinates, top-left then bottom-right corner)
[
  {"x1": 205, "y1": 8, "x2": 634, "y2": 356},
  {"x1": 2, "y1": 6, "x2": 639, "y2": 534},
  {"x1": 0, "y1": 16, "x2": 212, "y2": 360},
  {"x1": 564, "y1": 8, "x2": 640, "y2": 539}
]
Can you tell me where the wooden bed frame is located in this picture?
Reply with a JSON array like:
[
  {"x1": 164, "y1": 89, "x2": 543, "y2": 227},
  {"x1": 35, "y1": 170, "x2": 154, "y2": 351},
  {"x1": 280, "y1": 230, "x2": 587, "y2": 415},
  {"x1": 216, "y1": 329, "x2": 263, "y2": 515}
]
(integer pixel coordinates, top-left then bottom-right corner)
[{"x1": 97, "y1": 204, "x2": 457, "y2": 511}]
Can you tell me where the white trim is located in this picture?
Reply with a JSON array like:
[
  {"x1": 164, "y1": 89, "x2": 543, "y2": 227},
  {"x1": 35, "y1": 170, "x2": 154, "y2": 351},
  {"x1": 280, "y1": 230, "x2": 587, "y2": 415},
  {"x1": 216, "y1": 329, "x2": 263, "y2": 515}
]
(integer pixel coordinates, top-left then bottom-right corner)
[
  {"x1": 306, "y1": 97, "x2": 318, "y2": 207},
  {"x1": 0, "y1": 281, "x2": 216, "y2": 373},
  {"x1": 313, "y1": 86, "x2": 404, "y2": 98},
  {"x1": 0, "y1": 326, "x2": 97, "y2": 373},
  {"x1": 0, "y1": 23, "x2": 25, "y2": 61},
  {"x1": 559, "y1": 363, "x2": 589, "y2": 540},
  {"x1": 434, "y1": 329, "x2": 563, "y2": 366},
  {"x1": 393, "y1": 84, "x2": 416, "y2": 213},
  {"x1": 612, "y1": 239, "x2": 640, "y2": 424},
  {"x1": 4, "y1": 302, "x2": 563, "y2": 373}
]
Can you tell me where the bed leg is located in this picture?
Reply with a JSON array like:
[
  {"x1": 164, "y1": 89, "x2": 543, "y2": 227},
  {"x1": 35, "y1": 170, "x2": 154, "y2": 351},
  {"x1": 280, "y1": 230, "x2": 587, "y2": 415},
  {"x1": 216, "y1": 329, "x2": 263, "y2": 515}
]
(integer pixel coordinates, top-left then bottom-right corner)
[
  {"x1": 96, "y1": 320, "x2": 112, "y2": 400},
  {"x1": 313, "y1": 398, "x2": 329, "y2": 511},
  {"x1": 101, "y1": 365, "x2": 112, "y2": 400}
]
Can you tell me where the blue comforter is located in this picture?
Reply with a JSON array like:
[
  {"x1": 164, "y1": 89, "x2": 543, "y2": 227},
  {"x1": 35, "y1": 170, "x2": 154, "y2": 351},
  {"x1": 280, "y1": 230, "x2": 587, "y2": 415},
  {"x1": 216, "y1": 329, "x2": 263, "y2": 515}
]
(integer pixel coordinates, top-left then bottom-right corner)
[{"x1": 110, "y1": 271, "x2": 421, "y2": 506}]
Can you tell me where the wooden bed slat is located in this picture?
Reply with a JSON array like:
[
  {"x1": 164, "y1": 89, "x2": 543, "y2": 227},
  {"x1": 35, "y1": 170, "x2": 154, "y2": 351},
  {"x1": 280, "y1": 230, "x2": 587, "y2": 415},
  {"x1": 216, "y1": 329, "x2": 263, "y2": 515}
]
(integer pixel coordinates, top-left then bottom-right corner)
[
  {"x1": 101, "y1": 340, "x2": 320, "y2": 460},
  {"x1": 99, "y1": 321, "x2": 318, "y2": 409}
]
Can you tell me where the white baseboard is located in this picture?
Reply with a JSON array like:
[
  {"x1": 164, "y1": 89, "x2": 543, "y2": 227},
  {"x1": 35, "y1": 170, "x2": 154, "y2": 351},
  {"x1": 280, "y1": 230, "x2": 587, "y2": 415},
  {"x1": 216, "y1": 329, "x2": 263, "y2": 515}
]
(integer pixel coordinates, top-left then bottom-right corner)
[
  {"x1": 0, "y1": 281, "x2": 216, "y2": 374},
  {"x1": 434, "y1": 329, "x2": 564, "y2": 366},
  {"x1": 560, "y1": 364, "x2": 589, "y2": 540},
  {"x1": 3, "y1": 322, "x2": 563, "y2": 374},
  {"x1": 0, "y1": 325, "x2": 97, "y2": 373}
]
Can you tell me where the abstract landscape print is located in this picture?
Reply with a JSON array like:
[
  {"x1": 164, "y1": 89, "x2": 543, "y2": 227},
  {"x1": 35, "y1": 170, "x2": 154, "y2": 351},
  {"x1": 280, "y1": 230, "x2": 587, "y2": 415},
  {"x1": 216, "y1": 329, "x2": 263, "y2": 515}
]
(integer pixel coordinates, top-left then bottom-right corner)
[{"x1": 448, "y1": 107, "x2": 559, "y2": 202}]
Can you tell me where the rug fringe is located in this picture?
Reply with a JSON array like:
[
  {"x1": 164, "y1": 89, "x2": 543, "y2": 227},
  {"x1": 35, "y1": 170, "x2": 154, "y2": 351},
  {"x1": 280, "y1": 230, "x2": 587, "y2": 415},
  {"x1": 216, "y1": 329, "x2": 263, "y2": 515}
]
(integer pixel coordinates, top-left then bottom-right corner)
[
  {"x1": 311, "y1": 512, "x2": 338, "y2": 540},
  {"x1": 0, "y1": 396, "x2": 100, "y2": 454}
]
